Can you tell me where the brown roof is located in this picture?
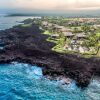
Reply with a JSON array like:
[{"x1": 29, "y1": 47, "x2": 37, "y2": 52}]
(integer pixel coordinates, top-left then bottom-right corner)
[
  {"x1": 63, "y1": 32, "x2": 74, "y2": 37},
  {"x1": 76, "y1": 34, "x2": 86, "y2": 38},
  {"x1": 51, "y1": 34, "x2": 59, "y2": 37}
]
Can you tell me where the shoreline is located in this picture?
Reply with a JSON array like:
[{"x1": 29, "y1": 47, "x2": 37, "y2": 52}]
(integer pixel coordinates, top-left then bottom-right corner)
[{"x1": 0, "y1": 20, "x2": 99, "y2": 88}]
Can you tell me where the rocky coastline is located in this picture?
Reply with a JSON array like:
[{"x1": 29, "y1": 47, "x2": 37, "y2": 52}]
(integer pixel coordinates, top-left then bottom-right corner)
[{"x1": 0, "y1": 23, "x2": 100, "y2": 88}]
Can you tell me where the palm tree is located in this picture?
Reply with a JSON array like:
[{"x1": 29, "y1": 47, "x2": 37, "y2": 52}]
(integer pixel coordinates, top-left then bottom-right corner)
[{"x1": 82, "y1": 33, "x2": 100, "y2": 55}]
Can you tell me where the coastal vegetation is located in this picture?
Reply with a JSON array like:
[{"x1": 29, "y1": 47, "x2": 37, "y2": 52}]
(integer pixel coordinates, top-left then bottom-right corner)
[
  {"x1": 14, "y1": 17, "x2": 100, "y2": 58},
  {"x1": 40, "y1": 17, "x2": 100, "y2": 57}
]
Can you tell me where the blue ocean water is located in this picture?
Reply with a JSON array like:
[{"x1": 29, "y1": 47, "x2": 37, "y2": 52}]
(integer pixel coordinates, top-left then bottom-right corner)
[
  {"x1": 0, "y1": 14, "x2": 34, "y2": 30},
  {"x1": 0, "y1": 14, "x2": 100, "y2": 100},
  {"x1": 0, "y1": 62, "x2": 99, "y2": 100}
]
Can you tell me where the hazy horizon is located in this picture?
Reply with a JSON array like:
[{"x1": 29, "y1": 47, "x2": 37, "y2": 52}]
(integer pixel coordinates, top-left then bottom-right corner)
[{"x1": 0, "y1": 0, "x2": 100, "y2": 16}]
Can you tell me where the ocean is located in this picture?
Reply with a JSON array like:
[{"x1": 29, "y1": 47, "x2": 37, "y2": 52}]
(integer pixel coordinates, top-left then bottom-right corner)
[
  {"x1": 0, "y1": 14, "x2": 34, "y2": 30},
  {"x1": 0, "y1": 14, "x2": 100, "y2": 100}
]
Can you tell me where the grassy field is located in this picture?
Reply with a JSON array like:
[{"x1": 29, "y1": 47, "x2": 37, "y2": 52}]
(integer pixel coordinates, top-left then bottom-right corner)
[
  {"x1": 43, "y1": 30, "x2": 53, "y2": 35},
  {"x1": 42, "y1": 30, "x2": 100, "y2": 58}
]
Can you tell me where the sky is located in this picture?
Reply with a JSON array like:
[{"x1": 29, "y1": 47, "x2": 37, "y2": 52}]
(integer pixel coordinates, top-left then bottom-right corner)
[{"x1": 0, "y1": 0, "x2": 100, "y2": 13}]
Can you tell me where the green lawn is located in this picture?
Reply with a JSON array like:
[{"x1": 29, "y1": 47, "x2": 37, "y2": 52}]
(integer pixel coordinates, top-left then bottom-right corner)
[
  {"x1": 21, "y1": 24, "x2": 32, "y2": 27},
  {"x1": 16, "y1": 23, "x2": 32, "y2": 28},
  {"x1": 43, "y1": 30, "x2": 53, "y2": 35},
  {"x1": 42, "y1": 28, "x2": 100, "y2": 58}
]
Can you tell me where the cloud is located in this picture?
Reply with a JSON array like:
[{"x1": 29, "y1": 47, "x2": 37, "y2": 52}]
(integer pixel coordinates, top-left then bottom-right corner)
[
  {"x1": 0, "y1": 0, "x2": 100, "y2": 10},
  {"x1": 54, "y1": 0, "x2": 100, "y2": 10}
]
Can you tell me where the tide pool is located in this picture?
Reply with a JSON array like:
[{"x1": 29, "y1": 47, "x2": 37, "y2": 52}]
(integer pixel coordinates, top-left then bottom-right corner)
[{"x1": 0, "y1": 62, "x2": 99, "y2": 100}]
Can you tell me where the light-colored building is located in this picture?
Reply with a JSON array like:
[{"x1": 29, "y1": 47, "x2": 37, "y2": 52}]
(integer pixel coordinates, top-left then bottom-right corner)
[
  {"x1": 63, "y1": 32, "x2": 75, "y2": 38},
  {"x1": 76, "y1": 33, "x2": 86, "y2": 39},
  {"x1": 51, "y1": 34, "x2": 59, "y2": 38}
]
